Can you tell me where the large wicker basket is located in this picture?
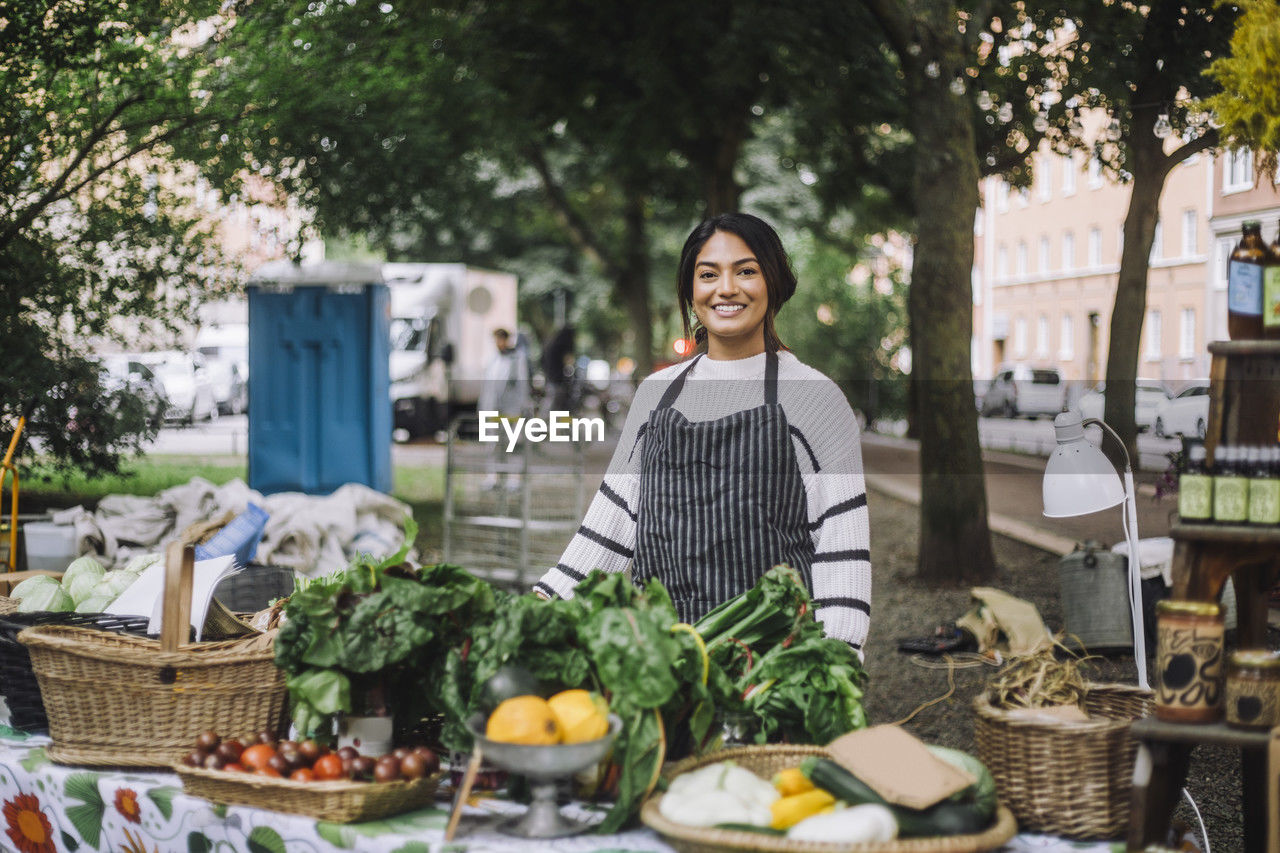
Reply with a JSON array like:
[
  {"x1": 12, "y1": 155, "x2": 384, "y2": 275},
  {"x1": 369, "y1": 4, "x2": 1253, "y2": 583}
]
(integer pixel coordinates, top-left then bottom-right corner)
[
  {"x1": 175, "y1": 766, "x2": 444, "y2": 823},
  {"x1": 16, "y1": 543, "x2": 288, "y2": 767},
  {"x1": 641, "y1": 744, "x2": 1017, "y2": 853},
  {"x1": 972, "y1": 682, "x2": 1152, "y2": 839}
]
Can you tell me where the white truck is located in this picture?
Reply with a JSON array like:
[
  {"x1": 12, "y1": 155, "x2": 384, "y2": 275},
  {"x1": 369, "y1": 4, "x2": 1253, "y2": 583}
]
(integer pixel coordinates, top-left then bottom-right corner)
[{"x1": 385, "y1": 263, "x2": 519, "y2": 438}]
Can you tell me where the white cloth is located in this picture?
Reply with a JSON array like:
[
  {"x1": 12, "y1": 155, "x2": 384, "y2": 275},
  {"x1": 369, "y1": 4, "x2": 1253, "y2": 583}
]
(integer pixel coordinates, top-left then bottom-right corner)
[{"x1": 53, "y1": 478, "x2": 413, "y2": 576}]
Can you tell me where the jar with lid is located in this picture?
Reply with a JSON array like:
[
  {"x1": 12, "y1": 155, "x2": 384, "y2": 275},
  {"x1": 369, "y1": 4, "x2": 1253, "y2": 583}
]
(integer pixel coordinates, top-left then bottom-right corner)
[
  {"x1": 1155, "y1": 599, "x2": 1224, "y2": 723},
  {"x1": 1225, "y1": 650, "x2": 1280, "y2": 729}
]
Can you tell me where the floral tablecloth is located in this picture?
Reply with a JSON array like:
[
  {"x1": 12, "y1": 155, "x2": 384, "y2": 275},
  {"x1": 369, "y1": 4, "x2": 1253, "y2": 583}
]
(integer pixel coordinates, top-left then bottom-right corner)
[{"x1": 0, "y1": 727, "x2": 1120, "y2": 853}]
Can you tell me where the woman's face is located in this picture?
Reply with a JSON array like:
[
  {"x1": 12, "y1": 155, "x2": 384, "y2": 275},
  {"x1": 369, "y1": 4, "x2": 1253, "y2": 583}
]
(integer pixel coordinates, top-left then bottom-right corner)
[{"x1": 691, "y1": 230, "x2": 768, "y2": 359}]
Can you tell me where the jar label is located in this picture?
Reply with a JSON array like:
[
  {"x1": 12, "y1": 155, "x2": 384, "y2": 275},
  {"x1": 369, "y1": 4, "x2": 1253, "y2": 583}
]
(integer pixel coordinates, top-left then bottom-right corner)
[
  {"x1": 1248, "y1": 479, "x2": 1280, "y2": 525},
  {"x1": 1156, "y1": 616, "x2": 1223, "y2": 714},
  {"x1": 1265, "y1": 267, "x2": 1280, "y2": 329},
  {"x1": 1226, "y1": 677, "x2": 1280, "y2": 728},
  {"x1": 1179, "y1": 473, "x2": 1214, "y2": 520},
  {"x1": 1228, "y1": 261, "x2": 1263, "y2": 316},
  {"x1": 1214, "y1": 476, "x2": 1249, "y2": 522}
]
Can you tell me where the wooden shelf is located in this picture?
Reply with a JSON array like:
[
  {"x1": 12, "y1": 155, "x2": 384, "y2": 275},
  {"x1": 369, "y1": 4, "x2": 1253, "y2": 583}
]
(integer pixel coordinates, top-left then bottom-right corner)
[
  {"x1": 1171, "y1": 523, "x2": 1280, "y2": 545},
  {"x1": 1208, "y1": 340, "x2": 1280, "y2": 357},
  {"x1": 1130, "y1": 717, "x2": 1272, "y2": 749}
]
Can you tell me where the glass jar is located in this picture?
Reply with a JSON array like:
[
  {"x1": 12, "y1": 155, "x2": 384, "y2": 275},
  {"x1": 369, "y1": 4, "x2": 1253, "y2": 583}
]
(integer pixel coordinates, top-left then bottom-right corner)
[
  {"x1": 1155, "y1": 599, "x2": 1224, "y2": 723},
  {"x1": 1225, "y1": 649, "x2": 1280, "y2": 729}
]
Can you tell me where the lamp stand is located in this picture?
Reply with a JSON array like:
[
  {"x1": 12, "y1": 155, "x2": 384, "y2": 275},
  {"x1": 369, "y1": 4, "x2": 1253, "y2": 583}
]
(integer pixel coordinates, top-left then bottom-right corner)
[{"x1": 1122, "y1": 469, "x2": 1149, "y2": 688}]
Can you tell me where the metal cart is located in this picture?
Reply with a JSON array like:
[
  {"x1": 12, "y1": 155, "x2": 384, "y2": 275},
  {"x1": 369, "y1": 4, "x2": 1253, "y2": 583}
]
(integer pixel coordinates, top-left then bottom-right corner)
[{"x1": 442, "y1": 416, "x2": 589, "y2": 591}]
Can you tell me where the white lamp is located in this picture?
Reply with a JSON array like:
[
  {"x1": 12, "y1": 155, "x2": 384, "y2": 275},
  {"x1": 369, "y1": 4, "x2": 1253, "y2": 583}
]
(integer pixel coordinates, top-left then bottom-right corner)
[{"x1": 1042, "y1": 411, "x2": 1148, "y2": 688}]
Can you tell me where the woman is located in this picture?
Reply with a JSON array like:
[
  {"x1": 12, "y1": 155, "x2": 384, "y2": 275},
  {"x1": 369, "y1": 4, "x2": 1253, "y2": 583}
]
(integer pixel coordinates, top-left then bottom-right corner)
[{"x1": 535, "y1": 213, "x2": 871, "y2": 653}]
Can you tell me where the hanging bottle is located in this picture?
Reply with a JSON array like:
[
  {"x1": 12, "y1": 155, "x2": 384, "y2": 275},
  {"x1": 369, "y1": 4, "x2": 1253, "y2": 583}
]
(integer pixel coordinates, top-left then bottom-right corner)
[
  {"x1": 1265, "y1": 221, "x2": 1280, "y2": 340},
  {"x1": 1179, "y1": 441, "x2": 1214, "y2": 523},
  {"x1": 1248, "y1": 446, "x2": 1280, "y2": 525},
  {"x1": 1228, "y1": 221, "x2": 1267, "y2": 340},
  {"x1": 1214, "y1": 445, "x2": 1249, "y2": 524}
]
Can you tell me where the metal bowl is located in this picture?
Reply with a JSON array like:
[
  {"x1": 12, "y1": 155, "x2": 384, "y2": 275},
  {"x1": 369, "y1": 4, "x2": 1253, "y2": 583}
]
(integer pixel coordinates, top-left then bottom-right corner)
[{"x1": 466, "y1": 713, "x2": 621, "y2": 782}]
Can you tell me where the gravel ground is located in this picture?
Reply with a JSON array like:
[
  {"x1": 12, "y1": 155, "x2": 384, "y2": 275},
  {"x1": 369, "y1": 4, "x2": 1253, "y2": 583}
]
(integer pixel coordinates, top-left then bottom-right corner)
[{"x1": 864, "y1": 490, "x2": 1244, "y2": 853}]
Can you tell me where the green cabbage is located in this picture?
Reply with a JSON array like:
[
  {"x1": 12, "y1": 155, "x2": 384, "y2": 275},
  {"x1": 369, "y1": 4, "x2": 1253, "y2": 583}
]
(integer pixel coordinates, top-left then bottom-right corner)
[
  {"x1": 17, "y1": 583, "x2": 74, "y2": 613},
  {"x1": 75, "y1": 594, "x2": 115, "y2": 614},
  {"x1": 66, "y1": 571, "x2": 102, "y2": 604},
  {"x1": 123, "y1": 552, "x2": 161, "y2": 575},
  {"x1": 11, "y1": 574, "x2": 57, "y2": 601},
  {"x1": 61, "y1": 556, "x2": 105, "y2": 594},
  {"x1": 94, "y1": 570, "x2": 137, "y2": 600},
  {"x1": 927, "y1": 745, "x2": 997, "y2": 820}
]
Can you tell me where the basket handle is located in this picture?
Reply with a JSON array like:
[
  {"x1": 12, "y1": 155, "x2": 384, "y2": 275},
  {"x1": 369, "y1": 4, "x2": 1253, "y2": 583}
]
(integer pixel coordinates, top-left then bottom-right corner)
[{"x1": 160, "y1": 542, "x2": 195, "y2": 652}]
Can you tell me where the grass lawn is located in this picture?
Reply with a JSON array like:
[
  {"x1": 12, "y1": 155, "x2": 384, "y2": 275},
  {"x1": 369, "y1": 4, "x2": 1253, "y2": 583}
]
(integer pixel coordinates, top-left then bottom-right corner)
[{"x1": 16, "y1": 455, "x2": 446, "y2": 554}]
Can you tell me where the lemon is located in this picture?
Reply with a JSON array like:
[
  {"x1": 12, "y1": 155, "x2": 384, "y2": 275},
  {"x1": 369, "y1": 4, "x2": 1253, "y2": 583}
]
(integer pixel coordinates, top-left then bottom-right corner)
[
  {"x1": 485, "y1": 695, "x2": 562, "y2": 745},
  {"x1": 547, "y1": 689, "x2": 610, "y2": 744}
]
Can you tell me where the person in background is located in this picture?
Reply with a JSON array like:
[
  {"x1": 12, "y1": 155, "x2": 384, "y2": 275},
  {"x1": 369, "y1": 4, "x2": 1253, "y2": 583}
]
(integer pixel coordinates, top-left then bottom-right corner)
[
  {"x1": 478, "y1": 328, "x2": 530, "y2": 490},
  {"x1": 535, "y1": 213, "x2": 872, "y2": 655}
]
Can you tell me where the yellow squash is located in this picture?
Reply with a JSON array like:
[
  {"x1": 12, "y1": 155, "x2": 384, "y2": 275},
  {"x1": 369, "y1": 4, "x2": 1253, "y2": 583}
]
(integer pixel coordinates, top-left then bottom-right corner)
[{"x1": 770, "y1": 789, "x2": 836, "y2": 830}]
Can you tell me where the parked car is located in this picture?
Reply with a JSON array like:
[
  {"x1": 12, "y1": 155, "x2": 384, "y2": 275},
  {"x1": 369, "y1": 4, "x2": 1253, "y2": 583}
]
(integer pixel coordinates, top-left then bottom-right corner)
[
  {"x1": 1153, "y1": 381, "x2": 1211, "y2": 439},
  {"x1": 1074, "y1": 379, "x2": 1170, "y2": 431},
  {"x1": 196, "y1": 324, "x2": 249, "y2": 415},
  {"x1": 980, "y1": 365, "x2": 1066, "y2": 418},
  {"x1": 98, "y1": 354, "x2": 168, "y2": 427},
  {"x1": 134, "y1": 351, "x2": 218, "y2": 424}
]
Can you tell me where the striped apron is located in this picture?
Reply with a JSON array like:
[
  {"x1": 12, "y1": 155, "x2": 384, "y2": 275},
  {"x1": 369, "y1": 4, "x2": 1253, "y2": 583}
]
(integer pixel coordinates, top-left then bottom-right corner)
[{"x1": 633, "y1": 351, "x2": 814, "y2": 623}]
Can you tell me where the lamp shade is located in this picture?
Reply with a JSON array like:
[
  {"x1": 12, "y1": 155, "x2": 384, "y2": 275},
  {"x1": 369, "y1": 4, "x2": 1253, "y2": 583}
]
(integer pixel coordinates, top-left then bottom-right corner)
[{"x1": 1042, "y1": 412, "x2": 1125, "y2": 517}]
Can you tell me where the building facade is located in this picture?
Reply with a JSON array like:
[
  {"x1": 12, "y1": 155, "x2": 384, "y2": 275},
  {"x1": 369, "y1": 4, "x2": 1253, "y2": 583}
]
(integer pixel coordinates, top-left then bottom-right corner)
[{"x1": 973, "y1": 140, "x2": 1280, "y2": 396}]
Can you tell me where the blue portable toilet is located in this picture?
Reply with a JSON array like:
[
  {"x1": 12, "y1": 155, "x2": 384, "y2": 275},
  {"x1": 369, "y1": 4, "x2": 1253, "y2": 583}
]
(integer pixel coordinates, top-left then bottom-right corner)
[{"x1": 247, "y1": 261, "x2": 392, "y2": 495}]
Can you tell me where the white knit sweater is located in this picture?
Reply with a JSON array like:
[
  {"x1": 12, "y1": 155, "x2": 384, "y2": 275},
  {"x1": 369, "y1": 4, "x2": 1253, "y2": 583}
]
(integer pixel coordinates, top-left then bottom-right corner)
[{"x1": 534, "y1": 350, "x2": 872, "y2": 651}]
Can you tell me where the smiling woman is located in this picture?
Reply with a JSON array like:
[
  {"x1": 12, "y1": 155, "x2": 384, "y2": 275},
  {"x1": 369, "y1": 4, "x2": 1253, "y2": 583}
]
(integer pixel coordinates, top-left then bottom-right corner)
[{"x1": 535, "y1": 214, "x2": 873, "y2": 656}]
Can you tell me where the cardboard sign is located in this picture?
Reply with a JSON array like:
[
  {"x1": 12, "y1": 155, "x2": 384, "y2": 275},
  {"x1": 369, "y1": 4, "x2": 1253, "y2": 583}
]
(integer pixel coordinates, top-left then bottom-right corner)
[{"x1": 827, "y1": 725, "x2": 975, "y2": 811}]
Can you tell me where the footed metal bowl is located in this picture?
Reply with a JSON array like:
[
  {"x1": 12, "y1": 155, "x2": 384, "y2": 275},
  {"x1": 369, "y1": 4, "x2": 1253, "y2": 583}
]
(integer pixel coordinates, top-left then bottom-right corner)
[{"x1": 465, "y1": 713, "x2": 621, "y2": 838}]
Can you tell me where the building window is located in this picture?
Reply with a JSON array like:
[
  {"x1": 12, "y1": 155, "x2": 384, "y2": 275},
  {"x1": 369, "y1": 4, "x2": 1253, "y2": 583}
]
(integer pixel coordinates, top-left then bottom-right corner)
[
  {"x1": 1014, "y1": 316, "x2": 1028, "y2": 357},
  {"x1": 1038, "y1": 236, "x2": 1051, "y2": 272},
  {"x1": 1213, "y1": 237, "x2": 1234, "y2": 291},
  {"x1": 1181, "y1": 209, "x2": 1197, "y2": 256},
  {"x1": 1223, "y1": 148, "x2": 1254, "y2": 192},
  {"x1": 1062, "y1": 154, "x2": 1076, "y2": 195},
  {"x1": 997, "y1": 244, "x2": 1009, "y2": 280},
  {"x1": 1017, "y1": 187, "x2": 1030, "y2": 207},
  {"x1": 1036, "y1": 314, "x2": 1049, "y2": 357},
  {"x1": 1038, "y1": 157, "x2": 1052, "y2": 200},
  {"x1": 1180, "y1": 308, "x2": 1196, "y2": 358},
  {"x1": 1088, "y1": 156, "x2": 1103, "y2": 189},
  {"x1": 1150, "y1": 217, "x2": 1162, "y2": 261},
  {"x1": 1088, "y1": 227, "x2": 1102, "y2": 267},
  {"x1": 997, "y1": 181, "x2": 1010, "y2": 213},
  {"x1": 1062, "y1": 231, "x2": 1075, "y2": 271},
  {"x1": 1146, "y1": 310, "x2": 1162, "y2": 360},
  {"x1": 1060, "y1": 314, "x2": 1074, "y2": 360},
  {"x1": 1016, "y1": 240, "x2": 1028, "y2": 277},
  {"x1": 1118, "y1": 225, "x2": 1125, "y2": 257}
]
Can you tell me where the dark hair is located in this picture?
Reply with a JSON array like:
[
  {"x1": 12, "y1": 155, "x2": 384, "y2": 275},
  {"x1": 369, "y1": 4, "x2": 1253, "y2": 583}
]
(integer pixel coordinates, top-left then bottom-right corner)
[{"x1": 677, "y1": 213, "x2": 795, "y2": 353}]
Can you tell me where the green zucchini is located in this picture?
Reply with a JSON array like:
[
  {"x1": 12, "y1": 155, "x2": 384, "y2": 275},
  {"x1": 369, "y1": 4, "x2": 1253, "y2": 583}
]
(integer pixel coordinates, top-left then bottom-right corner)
[
  {"x1": 713, "y1": 823, "x2": 786, "y2": 836},
  {"x1": 799, "y1": 757, "x2": 989, "y2": 838}
]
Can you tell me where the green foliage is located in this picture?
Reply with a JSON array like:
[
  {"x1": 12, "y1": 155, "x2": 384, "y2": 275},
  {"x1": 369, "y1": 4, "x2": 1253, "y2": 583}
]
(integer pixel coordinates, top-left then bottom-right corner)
[
  {"x1": 0, "y1": 0, "x2": 235, "y2": 477},
  {"x1": 1206, "y1": 0, "x2": 1280, "y2": 172}
]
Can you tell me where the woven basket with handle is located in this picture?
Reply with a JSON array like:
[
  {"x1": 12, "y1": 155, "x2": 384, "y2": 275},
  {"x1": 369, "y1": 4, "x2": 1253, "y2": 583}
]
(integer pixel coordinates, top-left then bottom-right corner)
[
  {"x1": 641, "y1": 744, "x2": 1017, "y2": 853},
  {"x1": 972, "y1": 682, "x2": 1152, "y2": 839},
  {"x1": 18, "y1": 543, "x2": 287, "y2": 767}
]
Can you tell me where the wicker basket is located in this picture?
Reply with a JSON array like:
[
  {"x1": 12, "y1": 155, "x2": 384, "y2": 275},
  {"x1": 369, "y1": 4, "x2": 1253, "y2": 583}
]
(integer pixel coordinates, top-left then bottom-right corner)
[
  {"x1": 973, "y1": 682, "x2": 1152, "y2": 839},
  {"x1": 640, "y1": 745, "x2": 1017, "y2": 853},
  {"x1": 0, "y1": 594, "x2": 17, "y2": 615},
  {"x1": 174, "y1": 766, "x2": 444, "y2": 823},
  {"x1": 1, "y1": 611, "x2": 151, "y2": 733},
  {"x1": 17, "y1": 543, "x2": 288, "y2": 767}
]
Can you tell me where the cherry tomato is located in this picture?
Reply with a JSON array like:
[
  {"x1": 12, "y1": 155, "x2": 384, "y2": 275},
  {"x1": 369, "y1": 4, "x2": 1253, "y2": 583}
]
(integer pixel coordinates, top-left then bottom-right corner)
[
  {"x1": 313, "y1": 753, "x2": 345, "y2": 781},
  {"x1": 240, "y1": 743, "x2": 277, "y2": 772},
  {"x1": 256, "y1": 766, "x2": 283, "y2": 778},
  {"x1": 289, "y1": 767, "x2": 316, "y2": 783},
  {"x1": 222, "y1": 763, "x2": 246, "y2": 773}
]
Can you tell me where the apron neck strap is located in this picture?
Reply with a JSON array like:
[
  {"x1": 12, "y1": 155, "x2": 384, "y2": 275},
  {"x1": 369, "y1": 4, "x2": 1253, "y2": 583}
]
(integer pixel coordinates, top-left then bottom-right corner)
[{"x1": 655, "y1": 350, "x2": 780, "y2": 410}]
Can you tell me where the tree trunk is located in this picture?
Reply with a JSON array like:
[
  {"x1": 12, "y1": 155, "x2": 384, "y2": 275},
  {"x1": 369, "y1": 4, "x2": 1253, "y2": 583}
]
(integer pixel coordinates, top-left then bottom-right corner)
[
  {"x1": 704, "y1": 127, "x2": 745, "y2": 216},
  {"x1": 1104, "y1": 103, "x2": 1168, "y2": 471},
  {"x1": 617, "y1": 188, "x2": 655, "y2": 377},
  {"x1": 905, "y1": 14, "x2": 997, "y2": 583}
]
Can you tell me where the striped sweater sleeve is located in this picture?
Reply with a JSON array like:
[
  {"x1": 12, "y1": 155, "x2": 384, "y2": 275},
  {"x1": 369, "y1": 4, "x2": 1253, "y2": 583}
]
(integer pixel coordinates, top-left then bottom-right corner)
[
  {"x1": 792, "y1": 381, "x2": 872, "y2": 654},
  {"x1": 533, "y1": 372, "x2": 664, "y2": 600}
]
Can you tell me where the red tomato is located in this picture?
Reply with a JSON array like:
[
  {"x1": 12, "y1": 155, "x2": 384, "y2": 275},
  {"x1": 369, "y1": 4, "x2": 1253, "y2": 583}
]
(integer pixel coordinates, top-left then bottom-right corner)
[
  {"x1": 240, "y1": 743, "x2": 277, "y2": 772},
  {"x1": 222, "y1": 763, "x2": 246, "y2": 773},
  {"x1": 256, "y1": 766, "x2": 283, "y2": 778},
  {"x1": 312, "y1": 753, "x2": 345, "y2": 781},
  {"x1": 289, "y1": 767, "x2": 316, "y2": 783}
]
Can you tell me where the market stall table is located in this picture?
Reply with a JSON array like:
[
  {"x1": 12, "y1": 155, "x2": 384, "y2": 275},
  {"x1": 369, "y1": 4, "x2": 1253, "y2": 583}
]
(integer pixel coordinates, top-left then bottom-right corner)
[{"x1": 0, "y1": 728, "x2": 1130, "y2": 853}]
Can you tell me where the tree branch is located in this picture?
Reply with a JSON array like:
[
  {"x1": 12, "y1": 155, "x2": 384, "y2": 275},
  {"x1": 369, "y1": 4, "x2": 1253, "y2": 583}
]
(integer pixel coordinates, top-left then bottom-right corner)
[
  {"x1": 1159, "y1": 127, "x2": 1218, "y2": 180},
  {"x1": 523, "y1": 143, "x2": 620, "y2": 279},
  {"x1": 863, "y1": 0, "x2": 914, "y2": 59}
]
